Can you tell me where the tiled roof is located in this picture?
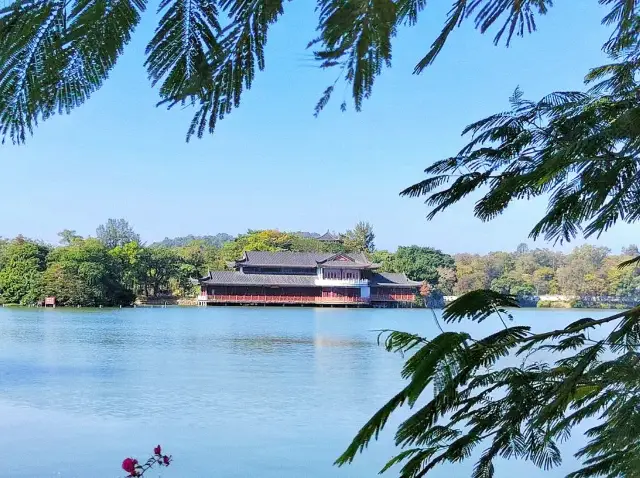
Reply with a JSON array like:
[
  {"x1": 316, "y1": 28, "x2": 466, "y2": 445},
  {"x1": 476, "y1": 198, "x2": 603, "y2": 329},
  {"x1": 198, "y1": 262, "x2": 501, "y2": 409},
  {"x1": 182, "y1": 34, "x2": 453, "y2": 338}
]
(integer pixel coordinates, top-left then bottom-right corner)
[
  {"x1": 296, "y1": 232, "x2": 320, "y2": 239},
  {"x1": 319, "y1": 260, "x2": 377, "y2": 269},
  {"x1": 317, "y1": 252, "x2": 371, "y2": 264},
  {"x1": 197, "y1": 271, "x2": 421, "y2": 287},
  {"x1": 200, "y1": 271, "x2": 318, "y2": 286},
  {"x1": 317, "y1": 231, "x2": 341, "y2": 241},
  {"x1": 237, "y1": 251, "x2": 374, "y2": 268},
  {"x1": 370, "y1": 272, "x2": 422, "y2": 287},
  {"x1": 238, "y1": 251, "x2": 330, "y2": 267}
]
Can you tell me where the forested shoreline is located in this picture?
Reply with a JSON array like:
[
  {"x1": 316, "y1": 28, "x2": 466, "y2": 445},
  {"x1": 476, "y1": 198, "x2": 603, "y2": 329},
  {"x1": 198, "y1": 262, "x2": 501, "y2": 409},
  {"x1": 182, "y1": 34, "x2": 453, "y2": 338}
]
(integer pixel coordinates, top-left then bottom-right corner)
[{"x1": 0, "y1": 219, "x2": 638, "y2": 308}]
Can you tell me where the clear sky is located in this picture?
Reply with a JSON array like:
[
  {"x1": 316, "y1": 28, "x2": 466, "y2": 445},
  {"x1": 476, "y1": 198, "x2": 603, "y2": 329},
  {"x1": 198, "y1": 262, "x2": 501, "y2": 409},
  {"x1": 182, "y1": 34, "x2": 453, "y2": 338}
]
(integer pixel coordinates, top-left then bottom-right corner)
[{"x1": 2, "y1": 1, "x2": 638, "y2": 253}]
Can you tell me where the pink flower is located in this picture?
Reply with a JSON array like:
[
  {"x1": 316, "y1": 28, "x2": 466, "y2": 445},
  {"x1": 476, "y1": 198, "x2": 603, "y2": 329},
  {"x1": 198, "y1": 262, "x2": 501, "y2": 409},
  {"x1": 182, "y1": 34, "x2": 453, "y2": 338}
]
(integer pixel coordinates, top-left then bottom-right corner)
[
  {"x1": 122, "y1": 458, "x2": 138, "y2": 476},
  {"x1": 154, "y1": 445, "x2": 162, "y2": 455},
  {"x1": 163, "y1": 455, "x2": 171, "y2": 466}
]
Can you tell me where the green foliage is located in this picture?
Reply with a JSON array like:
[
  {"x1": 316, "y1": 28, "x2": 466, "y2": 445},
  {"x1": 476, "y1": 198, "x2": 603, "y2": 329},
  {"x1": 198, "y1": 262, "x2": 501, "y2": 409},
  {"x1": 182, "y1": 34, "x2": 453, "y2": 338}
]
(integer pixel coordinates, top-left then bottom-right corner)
[
  {"x1": 343, "y1": 221, "x2": 375, "y2": 253},
  {"x1": 57, "y1": 229, "x2": 82, "y2": 245},
  {"x1": 110, "y1": 240, "x2": 148, "y2": 293},
  {"x1": 452, "y1": 246, "x2": 640, "y2": 299},
  {"x1": 96, "y1": 218, "x2": 141, "y2": 249},
  {"x1": 44, "y1": 238, "x2": 134, "y2": 306},
  {"x1": 153, "y1": 234, "x2": 233, "y2": 248},
  {"x1": 220, "y1": 229, "x2": 348, "y2": 262},
  {"x1": 443, "y1": 289, "x2": 518, "y2": 323},
  {"x1": 402, "y1": 3, "x2": 640, "y2": 245},
  {"x1": 394, "y1": 245, "x2": 455, "y2": 284},
  {"x1": 3, "y1": 227, "x2": 636, "y2": 308},
  {"x1": 338, "y1": 294, "x2": 640, "y2": 478},
  {"x1": 0, "y1": 0, "x2": 559, "y2": 143},
  {"x1": 0, "y1": 237, "x2": 49, "y2": 305},
  {"x1": 490, "y1": 273, "x2": 535, "y2": 297},
  {"x1": 140, "y1": 246, "x2": 182, "y2": 296},
  {"x1": 0, "y1": 0, "x2": 145, "y2": 143},
  {"x1": 370, "y1": 250, "x2": 397, "y2": 272}
]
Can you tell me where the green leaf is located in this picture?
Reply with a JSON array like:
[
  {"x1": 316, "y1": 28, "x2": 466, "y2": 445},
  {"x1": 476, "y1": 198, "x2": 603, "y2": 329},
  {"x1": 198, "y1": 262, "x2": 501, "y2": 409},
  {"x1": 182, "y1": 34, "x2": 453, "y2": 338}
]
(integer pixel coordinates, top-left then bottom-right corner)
[
  {"x1": 145, "y1": 0, "x2": 221, "y2": 100},
  {"x1": 0, "y1": 0, "x2": 146, "y2": 144},
  {"x1": 443, "y1": 289, "x2": 519, "y2": 323}
]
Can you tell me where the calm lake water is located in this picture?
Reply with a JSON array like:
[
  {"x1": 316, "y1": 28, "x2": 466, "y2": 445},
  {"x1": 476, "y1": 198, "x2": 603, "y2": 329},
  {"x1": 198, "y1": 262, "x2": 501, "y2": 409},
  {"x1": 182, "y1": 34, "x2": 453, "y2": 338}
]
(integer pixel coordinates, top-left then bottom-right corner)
[{"x1": 0, "y1": 306, "x2": 617, "y2": 477}]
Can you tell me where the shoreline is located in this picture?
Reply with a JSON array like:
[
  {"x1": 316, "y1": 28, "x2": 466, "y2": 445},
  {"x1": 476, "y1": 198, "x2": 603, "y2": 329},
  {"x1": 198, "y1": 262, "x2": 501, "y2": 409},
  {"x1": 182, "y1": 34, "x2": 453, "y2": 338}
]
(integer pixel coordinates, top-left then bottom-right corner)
[{"x1": 1, "y1": 303, "x2": 634, "y2": 311}]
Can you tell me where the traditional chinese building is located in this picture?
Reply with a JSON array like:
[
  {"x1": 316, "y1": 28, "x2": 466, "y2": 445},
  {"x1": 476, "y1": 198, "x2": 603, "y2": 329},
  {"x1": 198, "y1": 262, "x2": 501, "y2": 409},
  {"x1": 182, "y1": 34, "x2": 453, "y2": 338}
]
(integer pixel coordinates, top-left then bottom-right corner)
[
  {"x1": 316, "y1": 231, "x2": 341, "y2": 243},
  {"x1": 196, "y1": 251, "x2": 421, "y2": 307},
  {"x1": 297, "y1": 230, "x2": 342, "y2": 243}
]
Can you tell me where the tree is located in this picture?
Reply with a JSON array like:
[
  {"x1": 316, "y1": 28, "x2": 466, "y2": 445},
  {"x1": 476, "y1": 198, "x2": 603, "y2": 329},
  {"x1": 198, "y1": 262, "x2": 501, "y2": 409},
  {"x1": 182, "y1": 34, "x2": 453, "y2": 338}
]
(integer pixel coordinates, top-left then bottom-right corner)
[
  {"x1": 96, "y1": 219, "x2": 141, "y2": 249},
  {"x1": 516, "y1": 243, "x2": 529, "y2": 255},
  {"x1": 370, "y1": 250, "x2": 397, "y2": 273},
  {"x1": 109, "y1": 241, "x2": 147, "y2": 295},
  {"x1": 0, "y1": 238, "x2": 49, "y2": 304},
  {"x1": 605, "y1": 257, "x2": 640, "y2": 298},
  {"x1": 394, "y1": 245, "x2": 455, "y2": 284},
  {"x1": 4, "y1": 0, "x2": 640, "y2": 474},
  {"x1": 58, "y1": 229, "x2": 82, "y2": 245},
  {"x1": 219, "y1": 229, "x2": 342, "y2": 262},
  {"x1": 556, "y1": 245, "x2": 611, "y2": 297},
  {"x1": 343, "y1": 222, "x2": 375, "y2": 253},
  {"x1": 44, "y1": 238, "x2": 133, "y2": 306},
  {"x1": 453, "y1": 254, "x2": 490, "y2": 293},
  {"x1": 532, "y1": 267, "x2": 555, "y2": 295},
  {"x1": 532, "y1": 249, "x2": 564, "y2": 271},
  {"x1": 490, "y1": 272, "x2": 535, "y2": 297},
  {"x1": 154, "y1": 234, "x2": 233, "y2": 248},
  {"x1": 138, "y1": 247, "x2": 181, "y2": 297},
  {"x1": 435, "y1": 266, "x2": 457, "y2": 296}
]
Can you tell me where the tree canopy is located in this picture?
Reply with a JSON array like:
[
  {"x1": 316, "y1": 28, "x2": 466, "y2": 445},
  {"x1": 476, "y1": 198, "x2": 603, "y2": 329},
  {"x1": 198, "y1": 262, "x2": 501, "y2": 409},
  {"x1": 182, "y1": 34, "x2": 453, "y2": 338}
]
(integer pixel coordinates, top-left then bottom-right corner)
[
  {"x1": 96, "y1": 219, "x2": 141, "y2": 249},
  {"x1": 44, "y1": 238, "x2": 134, "y2": 306},
  {"x1": 343, "y1": 221, "x2": 376, "y2": 253},
  {"x1": 153, "y1": 234, "x2": 233, "y2": 248},
  {"x1": 394, "y1": 246, "x2": 455, "y2": 284},
  {"x1": 0, "y1": 237, "x2": 49, "y2": 305}
]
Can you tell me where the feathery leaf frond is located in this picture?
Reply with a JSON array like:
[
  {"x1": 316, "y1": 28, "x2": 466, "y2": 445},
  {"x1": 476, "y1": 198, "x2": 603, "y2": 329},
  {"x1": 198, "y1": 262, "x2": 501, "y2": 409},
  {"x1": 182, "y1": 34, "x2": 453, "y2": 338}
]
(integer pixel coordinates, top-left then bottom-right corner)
[
  {"x1": 339, "y1": 304, "x2": 640, "y2": 478},
  {"x1": 145, "y1": 0, "x2": 221, "y2": 101},
  {"x1": 0, "y1": 0, "x2": 145, "y2": 143}
]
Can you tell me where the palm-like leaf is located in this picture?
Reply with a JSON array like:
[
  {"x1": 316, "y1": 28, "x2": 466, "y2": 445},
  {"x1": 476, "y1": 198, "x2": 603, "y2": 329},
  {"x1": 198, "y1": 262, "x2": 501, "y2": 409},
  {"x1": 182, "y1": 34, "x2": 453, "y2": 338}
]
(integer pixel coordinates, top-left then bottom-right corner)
[
  {"x1": 442, "y1": 289, "x2": 518, "y2": 323},
  {"x1": 339, "y1": 301, "x2": 640, "y2": 478},
  {"x1": 145, "y1": 0, "x2": 221, "y2": 100},
  {"x1": 312, "y1": 0, "x2": 396, "y2": 113},
  {"x1": 0, "y1": 0, "x2": 145, "y2": 144},
  {"x1": 1, "y1": 0, "x2": 634, "y2": 142},
  {"x1": 0, "y1": 0, "x2": 67, "y2": 143},
  {"x1": 402, "y1": 61, "x2": 640, "y2": 243},
  {"x1": 617, "y1": 254, "x2": 640, "y2": 269},
  {"x1": 163, "y1": 0, "x2": 289, "y2": 140}
]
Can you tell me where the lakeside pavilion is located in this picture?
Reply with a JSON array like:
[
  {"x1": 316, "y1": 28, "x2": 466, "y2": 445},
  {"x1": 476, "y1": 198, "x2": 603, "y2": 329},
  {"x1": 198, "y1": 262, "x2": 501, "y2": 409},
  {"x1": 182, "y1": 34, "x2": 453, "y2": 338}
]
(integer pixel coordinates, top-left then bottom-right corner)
[{"x1": 196, "y1": 251, "x2": 421, "y2": 307}]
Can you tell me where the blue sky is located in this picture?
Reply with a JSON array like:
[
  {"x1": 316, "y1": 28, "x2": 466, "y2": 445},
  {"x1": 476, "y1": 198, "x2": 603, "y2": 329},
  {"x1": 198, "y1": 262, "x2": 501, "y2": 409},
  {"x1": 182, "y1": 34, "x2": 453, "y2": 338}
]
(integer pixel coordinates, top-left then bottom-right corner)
[{"x1": 2, "y1": 1, "x2": 638, "y2": 253}]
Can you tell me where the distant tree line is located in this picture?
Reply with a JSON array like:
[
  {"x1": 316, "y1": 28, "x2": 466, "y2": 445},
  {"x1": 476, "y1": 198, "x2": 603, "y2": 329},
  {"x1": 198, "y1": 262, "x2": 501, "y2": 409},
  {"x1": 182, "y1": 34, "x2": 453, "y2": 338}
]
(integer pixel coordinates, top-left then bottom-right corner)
[
  {"x1": 0, "y1": 221, "x2": 637, "y2": 307},
  {"x1": 0, "y1": 220, "x2": 380, "y2": 306},
  {"x1": 153, "y1": 234, "x2": 234, "y2": 248},
  {"x1": 451, "y1": 244, "x2": 640, "y2": 303}
]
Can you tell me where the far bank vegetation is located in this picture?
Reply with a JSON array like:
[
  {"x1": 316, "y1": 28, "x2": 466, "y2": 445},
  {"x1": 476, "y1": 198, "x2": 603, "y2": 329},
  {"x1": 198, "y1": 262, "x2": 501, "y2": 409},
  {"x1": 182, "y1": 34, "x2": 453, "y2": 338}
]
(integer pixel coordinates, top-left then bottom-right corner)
[{"x1": 0, "y1": 220, "x2": 638, "y2": 308}]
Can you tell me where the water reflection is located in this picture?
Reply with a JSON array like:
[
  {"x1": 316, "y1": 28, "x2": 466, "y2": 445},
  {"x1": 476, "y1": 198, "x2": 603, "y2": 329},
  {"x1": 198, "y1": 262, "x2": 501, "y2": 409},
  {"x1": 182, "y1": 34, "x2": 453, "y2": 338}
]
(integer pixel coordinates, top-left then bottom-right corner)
[{"x1": 223, "y1": 335, "x2": 372, "y2": 353}]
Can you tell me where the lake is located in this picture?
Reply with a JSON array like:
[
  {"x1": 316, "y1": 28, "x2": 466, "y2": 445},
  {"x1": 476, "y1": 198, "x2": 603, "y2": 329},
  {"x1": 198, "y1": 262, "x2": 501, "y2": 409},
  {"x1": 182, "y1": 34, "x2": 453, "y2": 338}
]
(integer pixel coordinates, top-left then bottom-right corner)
[{"x1": 0, "y1": 306, "x2": 616, "y2": 477}]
